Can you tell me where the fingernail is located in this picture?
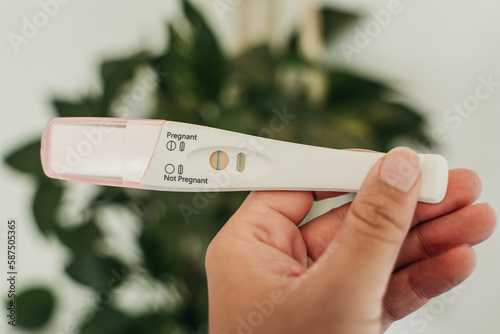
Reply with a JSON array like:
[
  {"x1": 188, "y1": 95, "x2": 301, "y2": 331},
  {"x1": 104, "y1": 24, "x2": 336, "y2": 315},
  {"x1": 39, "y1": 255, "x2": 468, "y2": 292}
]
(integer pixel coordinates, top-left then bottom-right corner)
[{"x1": 379, "y1": 147, "x2": 421, "y2": 192}]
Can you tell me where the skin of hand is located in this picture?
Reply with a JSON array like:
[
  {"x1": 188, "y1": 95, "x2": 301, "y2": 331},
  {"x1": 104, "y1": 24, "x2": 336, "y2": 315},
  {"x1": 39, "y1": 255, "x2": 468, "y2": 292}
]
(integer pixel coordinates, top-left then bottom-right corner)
[{"x1": 205, "y1": 147, "x2": 497, "y2": 334}]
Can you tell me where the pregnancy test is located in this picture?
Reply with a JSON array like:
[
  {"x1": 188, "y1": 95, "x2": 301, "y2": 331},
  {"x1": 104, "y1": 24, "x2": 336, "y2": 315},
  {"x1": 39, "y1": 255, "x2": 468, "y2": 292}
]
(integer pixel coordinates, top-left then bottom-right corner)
[{"x1": 40, "y1": 117, "x2": 448, "y2": 203}]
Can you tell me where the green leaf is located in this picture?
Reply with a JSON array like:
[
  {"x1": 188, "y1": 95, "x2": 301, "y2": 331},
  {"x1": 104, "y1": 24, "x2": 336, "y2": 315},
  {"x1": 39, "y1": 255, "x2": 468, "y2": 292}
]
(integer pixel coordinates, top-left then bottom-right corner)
[
  {"x1": 66, "y1": 254, "x2": 127, "y2": 291},
  {"x1": 156, "y1": 1, "x2": 227, "y2": 108},
  {"x1": 365, "y1": 102, "x2": 426, "y2": 140},
  {"x1": 327, "y1": 70, "x2": 391, "y2": 105},
  {"x1": 100, "y1": 53, "x2": 150, "y2": 107},
  {"x1": 92, "y1": 187, "x2": 136, "y2": 206},
  {"x1": 80, "y1": 307, "x2": 178, "y2": 334},
  {"x1": 15, "y1": 287, "x2": 56, "y2": 329},
  {"x1": 156, "y1": 27, "x2": 203, "y2": 112},
  {"x1": 320, "y1": 8, "x2": 358, "y2": 43},
  {"x1": 139, "y1": 226, "x2": 171, "y2": 279},
  {"x1": 32, "y1": 180, "x2": 63, "y2": 235},
  {"x1": 182, "y1": 1, "x2": 227, "y2": 100},
  {"x1": 56, "y1": 220, "x2": 103, "y2": 253},
  {"x1": 53, "y1": 99, "x2": 91, "y2": 117},
  {"x1": 80, "y1": 307, "x2": 134, "y2": 334},
  {"x1": 230, "y1": 45, "x2": 279, "y2": 105},
  {"x1": 233, "y1": 45, "x2": 276, "y2": 88},
  {"x1": 53, "y1": 97, "x2": 105, "y2": 117},
  {"x1": 285, "y1": 32, "x2": 300, "y2": 57},
  {"x1": 4, "y1": 140, "x2": 43, "y2": 176}
]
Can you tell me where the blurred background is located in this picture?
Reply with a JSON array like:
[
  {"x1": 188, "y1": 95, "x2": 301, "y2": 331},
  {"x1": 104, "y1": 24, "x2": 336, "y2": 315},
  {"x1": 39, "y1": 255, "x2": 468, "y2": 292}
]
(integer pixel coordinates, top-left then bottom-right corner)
[{"x1": 1, "y1": 0, "x2": 499, "y2": 333}]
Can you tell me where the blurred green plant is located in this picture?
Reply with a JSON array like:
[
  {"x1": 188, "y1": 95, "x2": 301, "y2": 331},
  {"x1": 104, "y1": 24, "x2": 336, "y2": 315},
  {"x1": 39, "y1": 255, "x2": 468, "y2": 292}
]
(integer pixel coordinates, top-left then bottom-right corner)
[{"x1": 4, "y1": 1, "x2": 431, "y2": 333}]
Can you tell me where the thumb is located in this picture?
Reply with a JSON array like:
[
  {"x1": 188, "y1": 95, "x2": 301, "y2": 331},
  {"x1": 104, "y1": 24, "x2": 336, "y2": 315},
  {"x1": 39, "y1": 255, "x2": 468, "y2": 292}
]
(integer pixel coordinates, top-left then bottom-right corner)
[{"x1": 312, "y1": 147, "x2": 422, "y2": 300}]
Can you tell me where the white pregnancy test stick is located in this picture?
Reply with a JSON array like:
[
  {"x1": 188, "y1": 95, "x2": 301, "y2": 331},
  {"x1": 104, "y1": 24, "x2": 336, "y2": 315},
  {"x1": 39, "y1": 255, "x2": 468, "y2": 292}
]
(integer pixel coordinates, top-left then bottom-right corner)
[{"x1": 40, "y1": 117, "x2": 448, "y2": 203}]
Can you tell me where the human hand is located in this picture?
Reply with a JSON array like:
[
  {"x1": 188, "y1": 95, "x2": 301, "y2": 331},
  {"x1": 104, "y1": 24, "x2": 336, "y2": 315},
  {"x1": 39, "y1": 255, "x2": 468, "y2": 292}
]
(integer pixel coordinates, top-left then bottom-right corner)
[{"x1": 205, "y1": 147, "x2": 496, "y2": 333}]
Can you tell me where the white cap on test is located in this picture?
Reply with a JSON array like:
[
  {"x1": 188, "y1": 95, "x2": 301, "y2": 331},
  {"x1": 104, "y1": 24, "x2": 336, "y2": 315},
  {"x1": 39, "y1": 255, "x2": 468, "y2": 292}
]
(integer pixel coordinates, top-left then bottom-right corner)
[{"x1": 41, "y1": 117, "x2": 164, "y2": 188}]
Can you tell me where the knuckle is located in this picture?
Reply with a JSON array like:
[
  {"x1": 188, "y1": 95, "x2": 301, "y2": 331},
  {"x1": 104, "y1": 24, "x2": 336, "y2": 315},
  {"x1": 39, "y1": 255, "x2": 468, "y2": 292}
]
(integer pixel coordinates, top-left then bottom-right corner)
[
  {"x1": 415, "y1": 228, "x2": 433, "y2": 259},
  {"x1": 349, "y1": 195, "x2": 409, "y2": 242},
  {"x1": 408, "y1": 273, "x2": 431, "y2": 302},
  {"x1": 382, "y1": 305, "x2": 397, "y2": 325}
]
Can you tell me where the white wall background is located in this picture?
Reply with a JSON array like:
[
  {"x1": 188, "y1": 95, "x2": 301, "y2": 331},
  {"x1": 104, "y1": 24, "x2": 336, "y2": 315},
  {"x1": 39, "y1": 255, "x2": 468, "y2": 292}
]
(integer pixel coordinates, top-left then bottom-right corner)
[{"x1": 0, "y1": 0, "x2": 498, "y2": 333}]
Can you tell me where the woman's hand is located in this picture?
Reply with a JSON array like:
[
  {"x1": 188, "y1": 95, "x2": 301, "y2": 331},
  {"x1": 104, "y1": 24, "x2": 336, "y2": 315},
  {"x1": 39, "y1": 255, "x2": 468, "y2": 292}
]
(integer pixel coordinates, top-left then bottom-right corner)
[{"x1": 206, "y1": 148, "x2": 496, "y2": 333}]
